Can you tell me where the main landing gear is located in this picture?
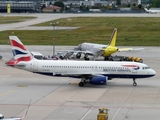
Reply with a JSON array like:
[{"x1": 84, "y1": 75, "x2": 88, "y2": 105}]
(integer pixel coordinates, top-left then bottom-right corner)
[
  {"x1": 84, "y1": 54, "x2": 89, "y2": 61},
  {"x1": 79, "y1": 79, "x2": 87, "y2": 87},
  {"x1": 79, "y1": 78, "x2": 138, "y2": 87},
  {"x1": 79, "y1": 82, "x2": 85, "y2": 87},
  {"x1": 133, "y1": 78, "x2": 137, "y2": 86},
  {"x1": 76, "y1": 53, "x2": 81, "y2": 59}
]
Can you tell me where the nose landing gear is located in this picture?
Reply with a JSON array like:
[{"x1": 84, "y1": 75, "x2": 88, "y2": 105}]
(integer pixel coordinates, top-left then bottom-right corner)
[{"x1": 133, "y1": 78, "x2": 137, "y2": 86}]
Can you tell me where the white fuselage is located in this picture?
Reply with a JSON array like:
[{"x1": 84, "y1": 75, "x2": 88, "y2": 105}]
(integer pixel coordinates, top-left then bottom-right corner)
[
  {"x1": 78, "y1": 42, "x2": 107, "y2": 55},
  {"x1": 17, "y1": 60, "x2": 156, "y2": 79},
  {"x1": 144, "y1": 8, "x2": 160, "y2": 14}
]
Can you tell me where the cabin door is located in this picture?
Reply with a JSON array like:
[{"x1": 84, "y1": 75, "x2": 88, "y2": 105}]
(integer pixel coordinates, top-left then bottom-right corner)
[{"x1": 33, "y1": 61, "x2": 38, "y2": 72}]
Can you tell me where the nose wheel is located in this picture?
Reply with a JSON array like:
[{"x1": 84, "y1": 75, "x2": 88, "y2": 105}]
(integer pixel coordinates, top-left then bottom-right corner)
[{"x1": 133, "y1": 78, "x2": 137, "y2": 86}]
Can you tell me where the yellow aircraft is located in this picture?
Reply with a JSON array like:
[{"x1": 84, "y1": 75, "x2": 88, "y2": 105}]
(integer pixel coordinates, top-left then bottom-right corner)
[{"x1": 59, "y1": 28, "x2": 144, "y2": 61}]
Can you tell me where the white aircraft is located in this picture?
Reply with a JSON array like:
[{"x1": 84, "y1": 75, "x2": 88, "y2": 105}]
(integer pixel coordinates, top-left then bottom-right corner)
[
  {"x1": 60, "y1": 28, "x2": 144, "y2": 60},
  {"x1": 0, "y1": 115, "x2": 22, "y2": 120},
  {"x1": 144, "y1": 8, "x2": 160, "y2": 14},
  {"x1": 6, "y1": 36, "x2": 156, "y2": 87}
]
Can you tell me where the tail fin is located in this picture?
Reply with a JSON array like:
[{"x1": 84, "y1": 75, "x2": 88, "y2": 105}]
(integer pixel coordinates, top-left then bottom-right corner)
[
  {"x1": 108, "y1": 28, "x2": 117, "y2": 47},
  {"x1": 101, "y1": 28, "x2": 118, "y2": 57},
  {"x1": 144, "y1": 8, "x2": 149, "y2": 12},
  {"x1": 6, "y1": 36, "x2": 32, "y2": 66}
]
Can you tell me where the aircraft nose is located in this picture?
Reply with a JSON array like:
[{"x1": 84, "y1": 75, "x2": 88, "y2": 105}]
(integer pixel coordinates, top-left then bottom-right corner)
[{"x1": 151, "y1": 69, "x2": 156, "y2": 76}]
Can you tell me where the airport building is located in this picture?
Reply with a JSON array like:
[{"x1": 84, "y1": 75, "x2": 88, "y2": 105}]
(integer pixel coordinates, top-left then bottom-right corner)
[
  {"x1": 121, "y1": 0, "x2": 152, "y2": 5},
  {"x1": 0, "y1": 0, "x2": 152, "y2": 13},
  {"x1": 0, "y1": 0, "x2": 40, "y2": 13}
]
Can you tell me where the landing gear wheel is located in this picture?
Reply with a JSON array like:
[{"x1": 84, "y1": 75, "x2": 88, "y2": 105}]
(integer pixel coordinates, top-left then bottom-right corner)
[
  {"x1": 133, "y1": 78, "x2": 137, "y2": 86},
  {"x1": 84, "y1": 57, "x2": 89, "y2": 60},
  {"x1": 104, "y1": 57, "x2": 108, "y2": 61},
  {"x1": 79, "y1": 82, "x2": 84, "y2": 87},
  {"x1": 76, "y1": 53, "x2": 81, "y2": 59},
  {"x1": 84, "y1": 54, "x2": 89, "y2": 61},
  {"x1": 133, "y1": 83, "x2": 137, "y2": 86}
]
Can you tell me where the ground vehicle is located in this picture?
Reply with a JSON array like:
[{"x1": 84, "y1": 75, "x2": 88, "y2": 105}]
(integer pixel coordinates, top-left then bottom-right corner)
[
  {"x1": 97, "y1": 108, "x2": 109, "y2": 120},
  {"x1": 105, "y1": 55, "x2": 143, "y2": 63}
]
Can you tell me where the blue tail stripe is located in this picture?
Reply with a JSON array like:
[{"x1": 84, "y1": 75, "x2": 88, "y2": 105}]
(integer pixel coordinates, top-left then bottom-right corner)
[{"x1": 12, "y1": 49, "x2": 28, "y2": 56}]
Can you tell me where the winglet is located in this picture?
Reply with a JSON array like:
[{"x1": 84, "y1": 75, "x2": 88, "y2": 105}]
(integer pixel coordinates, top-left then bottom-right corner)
[{"x1": 108, "y1": 28, "x2": 117, "y2": 47}]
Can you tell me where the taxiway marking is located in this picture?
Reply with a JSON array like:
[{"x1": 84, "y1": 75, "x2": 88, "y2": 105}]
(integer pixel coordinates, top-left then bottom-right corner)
[
  {"x1": 0, "y1": 87, "x2": 20, "y2": 98},
  {"x1": 112, "y1": 107, "x2": 121, "y2": 120},
  {"x1": 80, "y1": 106, "x2": 94, "y2": 120}
]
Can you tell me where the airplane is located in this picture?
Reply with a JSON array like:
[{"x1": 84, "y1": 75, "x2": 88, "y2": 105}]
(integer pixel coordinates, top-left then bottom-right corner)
[
  {"x1": 5, "y1": 36, "x2": 156, "y2": 87},
  {"x1": 144, "y1": 8, "x2": 160, "y2": 14},
  {"x1": 0, "y1": 114, "x2": 22, "y2": 120},
  {"x1": 59, "y1": 28, "x2": 144, "y2": 61},
  {"x1": 0, "y1": 100, "x2": 31, "y2": 120}
]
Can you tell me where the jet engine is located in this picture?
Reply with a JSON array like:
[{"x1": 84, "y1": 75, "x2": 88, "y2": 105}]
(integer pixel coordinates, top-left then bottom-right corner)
[
  {"x1": 76, "y1": 53, "x2": 81, "y2": 58},
  {"x1": 73, "y1": 52, "x2": 81, "y2": 59},
  {"x1": 0, "y1": 114, "x2": 4, "y2": 119},
  {"x1": 89, "y1": 76, "x2": 108, "y2": 85}
]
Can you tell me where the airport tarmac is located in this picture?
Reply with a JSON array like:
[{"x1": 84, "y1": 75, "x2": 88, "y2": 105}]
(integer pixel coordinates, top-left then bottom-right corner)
[
  {"x1": 0, "y1": 45, "x2": 160, "y2": 120},
  {"x1": 0, "y1": 13, "x2": 160, "y2": 120}
]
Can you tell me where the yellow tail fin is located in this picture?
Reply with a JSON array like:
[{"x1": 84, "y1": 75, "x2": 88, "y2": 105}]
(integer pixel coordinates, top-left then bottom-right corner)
[{"x1": 108, "y1": 28, "x2": 117, "y2": 47}]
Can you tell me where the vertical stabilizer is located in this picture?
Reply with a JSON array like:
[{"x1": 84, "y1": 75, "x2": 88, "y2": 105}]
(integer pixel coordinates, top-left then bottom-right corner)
[
  {"x1": 8, "y1": 36, "x2": 32, "y2": 64},
  {"x1": 108, "y1": 28, "x2": 117, "y2": 47},
  {"x1": 144, "y1": 8, "x2": 149, "y2": 12},
  {"x1": 101, "y1": 28, "x2": 118, "y2": 57}
]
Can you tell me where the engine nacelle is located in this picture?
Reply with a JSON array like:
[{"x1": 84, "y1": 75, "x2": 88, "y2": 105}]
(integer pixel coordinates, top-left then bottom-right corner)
[
  {"x1": 90, "y1": 76, "x2": 108, "y2": 85},
  {"x1": 0, "y1": 114, "x2": 4, "y2": 119},
  {"x1": 72, "y1": 52, "x2": 78, "y2": 58},
  {"x1": 73, "y1": 52, "x2": 81, "y2": 59}
]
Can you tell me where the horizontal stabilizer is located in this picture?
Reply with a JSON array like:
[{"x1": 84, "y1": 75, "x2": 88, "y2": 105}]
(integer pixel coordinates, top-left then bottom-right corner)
[{"x1": 118, "y1": 47, "x2": 145, "y2": 52}]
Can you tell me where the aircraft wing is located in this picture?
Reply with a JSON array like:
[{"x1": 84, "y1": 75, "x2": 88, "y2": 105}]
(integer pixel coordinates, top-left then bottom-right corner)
[
  {"x1": 61, "y1": 72, "x2": 107, "y2": 77},
  {"x1": 57, "y1": 50, "x2": 95, "y2": 59},
  {"x1": 75, "y1": 50, "x2": 94, "y2": 55},
  {"x1": 118, "y1": 47, "x2": 145, "y2": 52},
  {"x1": 59, "y1": 50, "x2": 94, "y2": 55},
  {"x1": 91, "y1": 49, "x2": 104, "y2": 60}
]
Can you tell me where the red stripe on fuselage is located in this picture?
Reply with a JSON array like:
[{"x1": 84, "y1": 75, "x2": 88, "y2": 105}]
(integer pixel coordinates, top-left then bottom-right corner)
[{"x1": 122, "y1": 65, "x2": 138, "y2": 68}]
